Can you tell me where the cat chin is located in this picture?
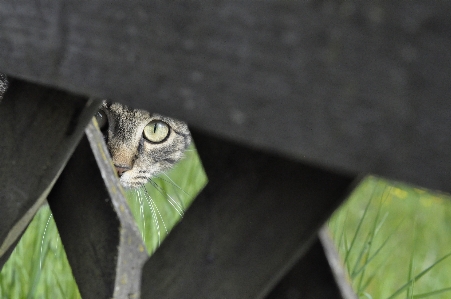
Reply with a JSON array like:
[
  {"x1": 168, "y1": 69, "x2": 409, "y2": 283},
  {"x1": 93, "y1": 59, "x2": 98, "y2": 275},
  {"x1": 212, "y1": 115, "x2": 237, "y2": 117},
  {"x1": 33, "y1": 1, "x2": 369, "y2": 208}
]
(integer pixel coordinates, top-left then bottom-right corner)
[{"x1": 119, "y1": 177, "x2": 148, "y2": 189}]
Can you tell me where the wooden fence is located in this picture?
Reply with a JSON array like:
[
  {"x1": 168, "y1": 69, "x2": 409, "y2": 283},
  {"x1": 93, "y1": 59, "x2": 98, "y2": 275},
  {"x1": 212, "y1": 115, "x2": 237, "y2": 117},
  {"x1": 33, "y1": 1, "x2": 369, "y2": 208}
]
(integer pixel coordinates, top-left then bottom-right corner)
[{"x1": 1, "y1": 1, "x2": 451, "y2": 298}]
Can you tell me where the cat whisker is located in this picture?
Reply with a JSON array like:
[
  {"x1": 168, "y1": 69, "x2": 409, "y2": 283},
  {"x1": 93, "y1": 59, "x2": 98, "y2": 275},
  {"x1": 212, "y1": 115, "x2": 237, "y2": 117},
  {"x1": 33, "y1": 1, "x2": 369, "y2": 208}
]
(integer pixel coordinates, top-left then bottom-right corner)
[
  {"x1": 136, "y1": 188, "x2": 146, "y2": 243},
  {"x1": 140, "y1": 187, "x2": 162, "y2": 247},
  {"x1": 158, "y1": 173, "x2": 191, "y2": 199},
  {"x1": 155, "y1": 175, "x2": 188, "y2": 216},
  {"x1": 40, "y1": 213, "x2": 53, "y2": 270},
  {"x1": 149, "y1": 179, "x2": 185, "y2": 217},
  {"x1": 143, "y1": 187, "x2": 169, "y2": 240}
]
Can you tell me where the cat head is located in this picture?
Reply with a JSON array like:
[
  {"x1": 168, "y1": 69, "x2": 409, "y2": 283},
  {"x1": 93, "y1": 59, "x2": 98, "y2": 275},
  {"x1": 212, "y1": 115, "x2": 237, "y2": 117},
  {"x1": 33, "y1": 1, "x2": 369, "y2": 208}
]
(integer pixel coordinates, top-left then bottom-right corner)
[{"x1": 96, "y1": 101, "x2": 191, "y2": 189}]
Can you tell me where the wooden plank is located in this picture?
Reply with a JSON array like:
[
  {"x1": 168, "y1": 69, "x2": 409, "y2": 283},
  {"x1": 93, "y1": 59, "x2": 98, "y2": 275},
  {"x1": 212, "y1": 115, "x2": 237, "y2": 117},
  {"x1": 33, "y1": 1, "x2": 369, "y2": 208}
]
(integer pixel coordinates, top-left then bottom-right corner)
[
  {"x1": 141, "y1": 130, "x2": 356, "y2": 298},
  {"x1": 266, "y1": 230, "x2": 357, "y2": 299},
  {"x1": 0, "y1": 78, "x2": 99, "y2": 269},
  {"x1": 47, "y1": 122, "x2": 148, "y2": 299},
  {"x1": 318, "y1": 227, "x2": 357, "y2": 299},
  {"x1": 1, "y1": 2, "x2": 451, "y2": 192}
]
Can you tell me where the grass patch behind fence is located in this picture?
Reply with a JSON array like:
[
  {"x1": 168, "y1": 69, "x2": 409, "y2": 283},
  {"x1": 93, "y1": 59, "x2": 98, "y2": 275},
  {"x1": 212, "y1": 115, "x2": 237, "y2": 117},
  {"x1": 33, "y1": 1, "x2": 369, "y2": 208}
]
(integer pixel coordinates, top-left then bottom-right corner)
[
  {"x1": 0, "y1": 145, "x2": 206, "y2": 299},
  {"x1": 0, "y1": 205, "x2": 79, "y2": 299},
  {"x1": 329, "y1": 176, "x2": 451, "y2": 299},
  {"x1": 125, "y1": 146, "x2": 207, "y2": 252},
  {"x1": 2, "y1": 155, "x2": 451, "y2": 298}
]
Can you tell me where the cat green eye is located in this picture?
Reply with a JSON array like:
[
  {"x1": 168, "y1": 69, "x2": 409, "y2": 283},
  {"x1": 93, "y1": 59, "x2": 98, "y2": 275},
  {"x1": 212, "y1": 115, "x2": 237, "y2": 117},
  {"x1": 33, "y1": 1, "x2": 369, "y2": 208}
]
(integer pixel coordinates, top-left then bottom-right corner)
[
  {"x1": 143, "y1": 120, "x2": 170, "y2": 143},
  {"x1": 95, "y1": 110, "x2": 108, "y2": 130}
]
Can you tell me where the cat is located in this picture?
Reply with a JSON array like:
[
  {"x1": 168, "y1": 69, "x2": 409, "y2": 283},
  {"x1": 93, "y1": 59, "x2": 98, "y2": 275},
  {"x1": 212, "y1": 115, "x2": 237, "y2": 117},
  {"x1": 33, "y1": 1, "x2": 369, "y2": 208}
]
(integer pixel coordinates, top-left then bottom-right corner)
[
  {"x1": 0, "y1": 73, "x2": 197, "y2": 292},
  {"x1": 95, "y1": 101, "x2": 195, "y2": 247},
  {"x1": 0, "y1": 72, "x2": 191, "y2": 188},
  {"x1": 95, "y1": 100, "x2": 192, "y2": 189}
]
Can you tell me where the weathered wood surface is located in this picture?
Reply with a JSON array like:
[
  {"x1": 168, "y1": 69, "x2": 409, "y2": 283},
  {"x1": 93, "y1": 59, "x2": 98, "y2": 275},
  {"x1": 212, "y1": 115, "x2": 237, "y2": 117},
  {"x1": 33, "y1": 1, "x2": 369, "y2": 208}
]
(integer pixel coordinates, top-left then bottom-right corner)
[
  {"x1": 1, "y1": 1, "x2": 451, "y2": 193},
  {"x1": 141, "y1": 130, "x2": 356, "y2": 298},
  {"x1": 48, "y1": 122, "x2": 148, "y2": 299},
  {"x1": 266, "y1": 229, "x2": 357, "y2": 299},
  {"x1": 318, "y1": 227, "x2": 357, "y2": 299},
  {"x1": 0, "y1": 78, "x2": 98, "y2": 269}
]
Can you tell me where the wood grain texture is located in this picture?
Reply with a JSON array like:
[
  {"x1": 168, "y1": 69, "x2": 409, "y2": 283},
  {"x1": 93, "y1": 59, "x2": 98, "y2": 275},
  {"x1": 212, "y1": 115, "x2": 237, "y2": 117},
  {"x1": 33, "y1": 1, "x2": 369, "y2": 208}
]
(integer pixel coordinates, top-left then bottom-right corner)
[
  {"x1": 0, "y1": 1, "x2": 450, "y2": 192},
  {"x1": 0, "y1": 79, "x2": 99, "y2": 269},
  {"x1": 141, "y1": 130, "x2": 356, "y2": 298}
]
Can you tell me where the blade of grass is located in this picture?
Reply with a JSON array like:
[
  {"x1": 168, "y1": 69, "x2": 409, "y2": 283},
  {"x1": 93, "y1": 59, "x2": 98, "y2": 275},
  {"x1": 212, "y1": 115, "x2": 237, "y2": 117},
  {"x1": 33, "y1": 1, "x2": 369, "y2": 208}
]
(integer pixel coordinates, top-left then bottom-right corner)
[
  {"x1": 407, "y1": 193, "x2": 421, "y2": 299},
  {"x1": 330, "y1": 207, "x2": 345, "y2": 250},
  {"x1": 343, "y1": 226, "x2": 352, "y2": 274},
  {"x1": 352, "y1": 218, "x2": 404, "y2": 278},
  {"x1": 53, "y1": 269, "x2": 67, "y2": 299},
  {"x1": 360, "y1": 259, "x2": 390, "y2": 292},
  {"x1": 412, "y1": 287, "x2": 451, "y2": 298},
  {"x1": 362, "y1": 292, "x2": 373, "y2": 299},
  {"x1": 351, "y1": 231, "x2": 371, "y2": 279},
  {"x1": 343, "y1": 185, "x2": 377, "y2": 265},
  {"x1": 333, "y1": 207, "x2": 350, "y2": 262},
  {"x1": 407, "y1": 221, "x2": 417, "y2": 299},
  {"x1": 407, "y1": 247, "x2": 415, "y2": 299},
  {"x1": 354, "y1": 188, "x2": 389, "y2": 291},
  {"x1": 27, "y1": 235, "x2": 50, "y2": 299},
  {"x1": 386, "y1": 251, "x2": 451, "y2": 299}
]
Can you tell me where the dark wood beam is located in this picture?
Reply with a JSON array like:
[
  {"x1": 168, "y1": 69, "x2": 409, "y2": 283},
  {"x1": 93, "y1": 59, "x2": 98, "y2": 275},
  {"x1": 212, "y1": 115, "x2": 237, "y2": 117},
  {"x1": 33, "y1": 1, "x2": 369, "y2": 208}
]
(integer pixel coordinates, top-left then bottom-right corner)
[
  {"x1": 266, "y1": 228, "x2": 357, "y2": 299},
  {"x1": 141, "y1": 129, "x2": 356, "y2": 298},
  {"x1": 47, "y1": 122, "x2": 148, "y2": 299},
  {"x1": 1, "y1": 1, "x2": 451, "y2": 192},
  {"x1": 0, "y1": 78, "x2": 98, "y2": 269}
]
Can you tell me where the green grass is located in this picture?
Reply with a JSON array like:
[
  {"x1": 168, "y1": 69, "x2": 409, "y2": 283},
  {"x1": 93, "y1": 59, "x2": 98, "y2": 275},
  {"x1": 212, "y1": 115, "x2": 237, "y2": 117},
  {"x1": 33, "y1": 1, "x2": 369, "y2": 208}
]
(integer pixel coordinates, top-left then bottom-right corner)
[
  {"x1": 2, "y1": 154, "x2": 451, "y2": 298},
  {"x1": 124, "y1": 145, "x2": 207, "y2": 252},
  {"x1": 0, "y1": 206, "x2": 80, "y2": 299},
  {"x1": 329, "y1": 176, "x2": 451, "y2": 299},
  {"x1": 0, "y1": 145, "x2": 206, "y2": 298}
]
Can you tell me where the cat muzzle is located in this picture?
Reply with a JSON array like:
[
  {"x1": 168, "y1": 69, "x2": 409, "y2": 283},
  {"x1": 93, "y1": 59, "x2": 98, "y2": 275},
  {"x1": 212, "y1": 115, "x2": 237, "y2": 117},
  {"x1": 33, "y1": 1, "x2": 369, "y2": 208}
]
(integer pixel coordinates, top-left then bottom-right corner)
[{"x1": 115, "y1": 165, "x2": 131, "y2": 177}]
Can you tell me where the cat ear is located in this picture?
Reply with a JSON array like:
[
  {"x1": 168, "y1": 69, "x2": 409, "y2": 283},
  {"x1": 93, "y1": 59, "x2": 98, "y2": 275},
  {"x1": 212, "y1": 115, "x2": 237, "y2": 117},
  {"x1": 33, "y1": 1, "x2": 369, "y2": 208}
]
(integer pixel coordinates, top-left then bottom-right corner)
[{"x1": 95, "y1": 110, "x2": 108, "y2": 131}]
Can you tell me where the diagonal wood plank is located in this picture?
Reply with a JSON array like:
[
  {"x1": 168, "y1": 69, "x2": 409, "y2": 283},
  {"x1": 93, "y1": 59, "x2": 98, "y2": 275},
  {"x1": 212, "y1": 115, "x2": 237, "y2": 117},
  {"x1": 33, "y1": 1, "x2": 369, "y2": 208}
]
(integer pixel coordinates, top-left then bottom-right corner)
[
  {"x1": 266, "y1": 228, "x2": 357, "y2": 299},
  {"x1": 47, "y1": 121, "x2": 148, "y2": 299},
  {"x1": 141, "y1": 129, "x2": 356, "y2": 298},
  {"x1": 0, "y1": 78, "x2": 99, "y2": 269}
]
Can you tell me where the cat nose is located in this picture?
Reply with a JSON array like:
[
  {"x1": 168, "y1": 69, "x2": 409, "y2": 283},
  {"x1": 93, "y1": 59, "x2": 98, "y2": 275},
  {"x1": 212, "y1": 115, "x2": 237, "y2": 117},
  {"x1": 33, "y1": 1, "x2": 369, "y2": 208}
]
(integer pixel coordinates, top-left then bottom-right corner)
[{"x1": 114, "y1": 165, "x2": 131, "y2": 177}]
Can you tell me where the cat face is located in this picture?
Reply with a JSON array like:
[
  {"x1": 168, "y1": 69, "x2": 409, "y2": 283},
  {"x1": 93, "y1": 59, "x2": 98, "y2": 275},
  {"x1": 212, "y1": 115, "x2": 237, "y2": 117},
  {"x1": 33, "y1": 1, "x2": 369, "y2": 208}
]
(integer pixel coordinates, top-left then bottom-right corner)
[{"x1": 96, "y1": 101, "x2": 191, "y2": 189}]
